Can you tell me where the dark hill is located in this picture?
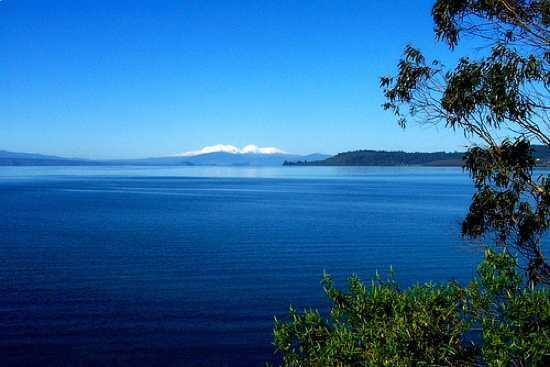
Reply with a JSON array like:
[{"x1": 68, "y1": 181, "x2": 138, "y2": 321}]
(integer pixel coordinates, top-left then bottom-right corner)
[{"x1": 284, "y1": 146, "x2": 550, "y2": 167}]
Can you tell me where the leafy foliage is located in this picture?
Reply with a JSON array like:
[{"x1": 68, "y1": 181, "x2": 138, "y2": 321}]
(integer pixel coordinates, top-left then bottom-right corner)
[
  {"x1": 462, "y1": 139, "x2": 550, "y2": 284},
  {"x1": 272, "y1": 251, "x2": 550, "y2": 366},
  {"x1": 273, "y1": 275, "x2": 473, "y2": 366},
  {"x1": 468, "y1": 251, "x2": 550, "y2": 366},
  {"x1": 381, "y1": 0, "x2": 549, "y2": 145}
]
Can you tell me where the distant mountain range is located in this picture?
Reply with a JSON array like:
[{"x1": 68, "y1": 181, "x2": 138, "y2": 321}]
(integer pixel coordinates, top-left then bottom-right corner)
[
  {"x1": 0, "y1": 151, "x2": 100, "y2": 166},
  {"x1": 106, "y1": 152, "x2": 330, "y2": 166},
  {"x1": 3, "y1": 145, "x2": 549, "y2": 167},
  {"x1": 284, "y1": 145, "x2": 550, "y2": 167},
  {"x1": 0, "y1": 148, "x2": 329, "y2": 167}
]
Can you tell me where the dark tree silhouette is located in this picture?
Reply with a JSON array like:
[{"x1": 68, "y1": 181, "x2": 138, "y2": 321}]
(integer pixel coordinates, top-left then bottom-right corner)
[{"x1": 381, "y1": 0, "x2": 549, "y2": 285}]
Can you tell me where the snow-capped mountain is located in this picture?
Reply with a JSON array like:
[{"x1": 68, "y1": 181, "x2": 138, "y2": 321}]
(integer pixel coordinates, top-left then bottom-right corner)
[
  {"x1": 166, "y1": 144, "x2": 327, "y2": 166},
  {"x1": 180, "y1": 144, "x2": 286, "y2": 157}
]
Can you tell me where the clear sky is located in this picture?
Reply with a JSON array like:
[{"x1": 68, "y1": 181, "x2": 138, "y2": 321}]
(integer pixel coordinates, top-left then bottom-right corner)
[{"x1": 1, "y1": 0, "x2": 474, "y2": 159}]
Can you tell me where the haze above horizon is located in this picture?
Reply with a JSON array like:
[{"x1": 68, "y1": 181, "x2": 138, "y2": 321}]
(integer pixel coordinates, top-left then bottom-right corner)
[{"x1": 2, "y1": 0, "x2": 474, "y2": 159}]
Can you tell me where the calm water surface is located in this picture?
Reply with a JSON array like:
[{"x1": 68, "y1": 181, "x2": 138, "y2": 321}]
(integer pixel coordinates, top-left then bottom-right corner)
[{"x1": 1, "y1": 166, "x2": 481, "y2": 366}]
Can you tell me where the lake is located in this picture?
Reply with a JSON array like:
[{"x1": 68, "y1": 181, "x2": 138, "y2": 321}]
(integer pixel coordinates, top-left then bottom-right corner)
[{"x1": 0, "y1": 166, "x2": 481, "y2": 366}]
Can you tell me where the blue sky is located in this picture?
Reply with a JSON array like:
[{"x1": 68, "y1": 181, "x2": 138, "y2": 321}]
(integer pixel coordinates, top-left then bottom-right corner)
[{"x1": 1, "y1": 0, "x2": 474, "y2": 159}]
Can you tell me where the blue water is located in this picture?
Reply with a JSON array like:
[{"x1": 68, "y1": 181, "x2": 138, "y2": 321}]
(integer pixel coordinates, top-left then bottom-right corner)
[{"x1": 0, "y1": 166, "x2": 481, "y2": 366}]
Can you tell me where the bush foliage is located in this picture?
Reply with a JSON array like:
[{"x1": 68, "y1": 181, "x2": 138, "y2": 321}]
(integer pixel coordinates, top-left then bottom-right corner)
[{"x1": 272, "y1": 251, "x2": 549, "y2": 366}]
